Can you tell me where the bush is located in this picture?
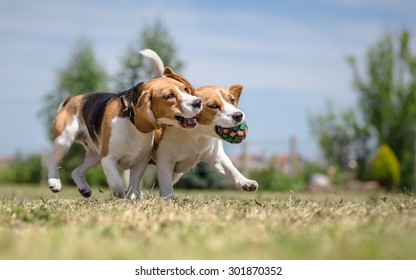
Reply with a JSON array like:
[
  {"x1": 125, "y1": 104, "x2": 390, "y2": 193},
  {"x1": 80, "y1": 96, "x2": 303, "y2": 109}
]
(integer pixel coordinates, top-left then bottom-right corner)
[
  {"x1": 372, "y1": 144, "x2": 400, "y2": 191},
  {"x1": 0, "y1": 154, "x2": 42, "y2": 184},
  {"x1": 249, "y1": 165, "x2": 305, "y2": 192}
]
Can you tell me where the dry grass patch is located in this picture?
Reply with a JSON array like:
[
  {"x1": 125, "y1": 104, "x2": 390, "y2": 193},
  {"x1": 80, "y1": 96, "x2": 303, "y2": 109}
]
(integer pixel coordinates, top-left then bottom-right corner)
[{"x1": 1, "y1": 185, "x2": 416, "y2": 259}]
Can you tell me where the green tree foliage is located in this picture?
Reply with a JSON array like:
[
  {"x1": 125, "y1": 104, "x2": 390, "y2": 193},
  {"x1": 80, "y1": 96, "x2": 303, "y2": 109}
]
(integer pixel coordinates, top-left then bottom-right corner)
[
  {"x1": 308, "y1": 101, "x2": 370, "y2": 174},
  {"x1": 39, "y1": 38, "x2": 109, "y2": 185},
  {"x1": 372, "y1": 144, "x2": 400, "y2": 191},
  {"x1": 348, "y1": 29, "x2": 416, "y2": 188},
  {"x1": 40, "y1": 38, "x2": 109, "y2": 137},
  {"x1": 114, "y1": 19, "x2": 185, "y2": 90}
]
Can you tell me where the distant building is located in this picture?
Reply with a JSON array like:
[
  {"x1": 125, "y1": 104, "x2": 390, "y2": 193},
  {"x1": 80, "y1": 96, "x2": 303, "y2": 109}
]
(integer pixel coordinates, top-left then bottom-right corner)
[
  {"x1": 233, "y1": 153, "x2": 267, "y2": 171},
  {"x1": 233, "y1": 152, "x2": 305, "y2": 176},
  {"x1": 272, "y1": 154, "x2": 304, "y2": 176}
]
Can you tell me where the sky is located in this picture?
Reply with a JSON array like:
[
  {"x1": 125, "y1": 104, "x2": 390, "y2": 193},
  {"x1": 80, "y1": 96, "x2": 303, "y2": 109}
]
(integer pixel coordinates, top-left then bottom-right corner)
[{"x1": 0, "y1": 0, "x2": 415, "y2": 161}]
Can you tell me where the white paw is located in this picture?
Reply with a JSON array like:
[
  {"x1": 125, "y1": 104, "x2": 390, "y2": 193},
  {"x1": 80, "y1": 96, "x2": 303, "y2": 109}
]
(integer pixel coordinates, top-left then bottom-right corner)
[
  {"x1": 127, "y1": 190, "x2": 143, "y2": 200},
  {"x1": 48, "y1": 178, "x2": 62, "y2": 193},
  {"x1": 236, "y1": 179, "x2": 258, "y2": 192}
]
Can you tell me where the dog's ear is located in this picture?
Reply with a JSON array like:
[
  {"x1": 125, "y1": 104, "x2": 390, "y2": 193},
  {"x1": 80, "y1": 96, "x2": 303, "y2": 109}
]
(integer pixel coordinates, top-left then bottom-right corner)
[
  {"x1": 163, "y1": 67, "x2": 195, "y2": 94},
  {"x1": 135, "y1": 90, "x2": 159, "y2": 133},
  {"x1": 228, "y1": 84, "x2": 243, "y2": 106}
]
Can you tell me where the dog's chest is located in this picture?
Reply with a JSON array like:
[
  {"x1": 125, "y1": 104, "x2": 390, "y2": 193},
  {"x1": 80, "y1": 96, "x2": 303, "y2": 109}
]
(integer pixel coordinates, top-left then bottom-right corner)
[
  {"x1": 174, "y1": 154, "x2": 203, "y2": 173},
  {"x1": 110, "y1": 118, "x2": 153, "y2": 169},
  {"x1": 160, "y1": 128, "x2": 213, "y2": 173}
]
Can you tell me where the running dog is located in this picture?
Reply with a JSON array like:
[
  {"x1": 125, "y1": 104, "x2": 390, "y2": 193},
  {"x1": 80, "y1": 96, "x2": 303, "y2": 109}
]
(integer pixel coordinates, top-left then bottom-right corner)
[
  {"x1": 47, "y1": 68, "x2": 202, "y2": 198},
  {"x1": 140, "y1": 49, "x2": 258, "y2": 199}
]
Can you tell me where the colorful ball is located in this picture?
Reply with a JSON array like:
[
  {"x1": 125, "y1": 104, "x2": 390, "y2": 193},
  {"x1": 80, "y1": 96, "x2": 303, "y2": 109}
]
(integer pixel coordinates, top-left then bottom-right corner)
[{"x1": 215, "y1": 121, "x2": 248, "y2": 144}]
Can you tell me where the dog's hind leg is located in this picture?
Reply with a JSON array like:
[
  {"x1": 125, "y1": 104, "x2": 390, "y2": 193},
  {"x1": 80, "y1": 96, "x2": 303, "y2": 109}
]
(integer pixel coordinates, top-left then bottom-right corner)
[
  {"x1": 48, "y1": 120, "x2": 79, "y2": 193},
  {"x1": 71, "y1": 149, "x2": 100, "y2": 198}
]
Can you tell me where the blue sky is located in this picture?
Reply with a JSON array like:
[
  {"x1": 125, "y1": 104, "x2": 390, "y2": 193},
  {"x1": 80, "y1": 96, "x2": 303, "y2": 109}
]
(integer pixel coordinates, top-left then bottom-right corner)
[{"x1": 0, "y1": 0, "x2": 415, "y2": 160}]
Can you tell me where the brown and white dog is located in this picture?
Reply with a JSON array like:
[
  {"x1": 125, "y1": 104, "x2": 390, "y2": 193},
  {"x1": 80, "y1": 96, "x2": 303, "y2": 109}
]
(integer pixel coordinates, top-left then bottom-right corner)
[
  {"x1": 140, "y1": 49, "x2": 258, "y2": 199},
  {"x1": 47, "y1": 68, "x2": 202, "y2": 198}
]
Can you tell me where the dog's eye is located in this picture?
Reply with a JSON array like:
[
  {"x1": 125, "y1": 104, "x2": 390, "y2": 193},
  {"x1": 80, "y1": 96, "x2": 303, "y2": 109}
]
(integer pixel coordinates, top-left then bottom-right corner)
[
  {"x1": 208, "y1": 104, "x2": 220, "y2": 109},
  {"x1": 164, "y1": 93, "x2": 175, "y2": 99},
  {"x1": 230, "y1": 98, "x2": 235, "y2": 105}
]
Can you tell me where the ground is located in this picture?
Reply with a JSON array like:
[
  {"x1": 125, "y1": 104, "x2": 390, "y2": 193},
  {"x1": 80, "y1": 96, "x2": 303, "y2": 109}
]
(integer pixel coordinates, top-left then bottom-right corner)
[{"x1": 0, "y1": 184, "x2": 416, "y2": 259}]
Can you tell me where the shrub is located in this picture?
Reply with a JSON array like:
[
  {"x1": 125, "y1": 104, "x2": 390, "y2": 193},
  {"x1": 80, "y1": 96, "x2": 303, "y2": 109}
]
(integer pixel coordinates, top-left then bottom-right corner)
[
  {"x1": 175, "y1": 162, "x2": 231, "y2": 189},
  {"x1": 0, "y1": 154, "x2": 42, "y2": 184},
  {"x1": 372, "y1": 144, "x2": 400, "y2": 191}
]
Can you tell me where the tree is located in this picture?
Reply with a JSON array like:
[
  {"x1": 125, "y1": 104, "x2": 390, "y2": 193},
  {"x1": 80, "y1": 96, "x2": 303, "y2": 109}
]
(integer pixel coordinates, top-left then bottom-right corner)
[
  {"x1": 308, "y1": 101, "x2": 370, "y2": 175},
  {"x1": 114, "y1": 18, "x2": 185, "y2": 90},
  {"x1": 40, "y1": 38, "x2": 109, "y2": 185},
  {"x1": 347, "y1": 29, "x2": 416, "y2": 188},
  {"x1": 40, "y1": 38, "x2": 109, "y2": 138}
]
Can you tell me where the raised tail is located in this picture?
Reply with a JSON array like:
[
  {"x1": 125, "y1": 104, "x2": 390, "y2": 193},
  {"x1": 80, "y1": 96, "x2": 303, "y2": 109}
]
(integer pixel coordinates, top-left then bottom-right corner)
[{"x1": 139, "y1": 49, "x2": 165, "y2": 78}]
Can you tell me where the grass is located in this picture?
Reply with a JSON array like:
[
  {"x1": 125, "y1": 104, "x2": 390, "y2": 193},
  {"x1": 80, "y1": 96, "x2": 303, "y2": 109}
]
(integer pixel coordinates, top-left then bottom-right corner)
[{"x1": 1, "y1": 184, "x2": 416, "y2": 259}]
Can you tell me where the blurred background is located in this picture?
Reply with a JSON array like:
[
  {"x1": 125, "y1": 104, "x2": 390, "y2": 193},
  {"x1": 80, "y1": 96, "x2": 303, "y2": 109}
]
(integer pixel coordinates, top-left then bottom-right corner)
[{"x1": 1, "y1": 0, "x2": 415, "y2": 193}]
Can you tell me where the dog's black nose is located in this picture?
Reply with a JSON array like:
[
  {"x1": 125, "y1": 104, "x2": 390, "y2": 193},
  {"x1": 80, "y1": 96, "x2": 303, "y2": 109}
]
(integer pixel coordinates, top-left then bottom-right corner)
[
  {"x1": 192, "y1": 99, "x2": 202, "y2": 109},
  {"x1": 232, "y1": 112, "x2": 243, "y2": 123}
]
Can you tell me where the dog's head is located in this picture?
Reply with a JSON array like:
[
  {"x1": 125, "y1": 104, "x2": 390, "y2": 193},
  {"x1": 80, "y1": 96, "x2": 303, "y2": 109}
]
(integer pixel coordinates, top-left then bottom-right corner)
[
  {"x1": 134, "y1": 68, "x2": 202, "y2": 133},
  {"x1": 195, "y1": 84, "x2": 245, "y2": 138}
]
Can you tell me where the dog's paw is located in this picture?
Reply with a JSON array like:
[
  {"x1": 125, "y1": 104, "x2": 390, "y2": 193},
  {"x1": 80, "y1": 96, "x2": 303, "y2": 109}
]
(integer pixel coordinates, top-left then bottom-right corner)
[
  {"x1": 78, "y1": 187, "x2": 92, "y2": 198},
  {"x1": 48, "y1": 178, "x2": 62, "y2": 193},
  {"x1": 126, "y1": 190, "x2": 143, "y2": 200},
  {"x1": 236, "y1": 179, "x2": 258, "y2": 192}
]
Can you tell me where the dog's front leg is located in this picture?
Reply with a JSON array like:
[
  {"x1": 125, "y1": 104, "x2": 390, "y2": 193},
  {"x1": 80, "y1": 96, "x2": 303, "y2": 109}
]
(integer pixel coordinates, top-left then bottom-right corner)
[
  {"x1": 157, "y1": 160, "x2": 175, "y2": 199},
  {"x1": 101, "y1": 156, "x2": 125, "y2": 198},
  {"x1": 205, "y1": 142, "x2": 258, "y2": 192},
  {"x1": 126, "y1": 159, "x2": 149, "y2": 199}
]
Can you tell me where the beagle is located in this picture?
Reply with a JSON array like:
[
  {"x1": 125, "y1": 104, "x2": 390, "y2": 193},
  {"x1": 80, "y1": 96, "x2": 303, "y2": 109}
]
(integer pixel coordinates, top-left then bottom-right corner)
[
  {"x1": 47, "y1": 68, "x2": 202, "y2": 198},
  {"x1": 140, "y1": 49, "x2": 258, "y2": 199}
]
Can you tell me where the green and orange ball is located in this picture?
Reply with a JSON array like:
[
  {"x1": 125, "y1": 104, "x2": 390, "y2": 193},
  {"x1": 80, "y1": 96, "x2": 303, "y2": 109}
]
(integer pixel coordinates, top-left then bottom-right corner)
[{"x1": 215, "y1": 121, "x2": 248, "y2": 144}]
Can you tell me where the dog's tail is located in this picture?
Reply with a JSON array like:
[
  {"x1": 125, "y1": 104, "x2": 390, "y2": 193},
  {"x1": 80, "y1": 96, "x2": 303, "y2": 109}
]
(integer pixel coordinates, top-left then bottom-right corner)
[{"x1": 139, "y1": 49, "x2": 165, "y2": 78}]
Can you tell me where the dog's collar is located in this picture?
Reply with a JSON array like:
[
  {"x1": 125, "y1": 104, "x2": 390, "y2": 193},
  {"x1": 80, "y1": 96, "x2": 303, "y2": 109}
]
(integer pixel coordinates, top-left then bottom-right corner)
[
  {"x1": 120, "y1": 96, "x2": 135, "y2": 125},
  {"x1": 118, "y1": 81, "x2": 145, "y2": 125}
]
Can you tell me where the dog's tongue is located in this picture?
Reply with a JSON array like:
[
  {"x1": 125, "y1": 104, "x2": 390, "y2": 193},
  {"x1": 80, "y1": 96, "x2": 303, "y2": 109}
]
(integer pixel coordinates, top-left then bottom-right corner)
[{"x1": 179, "y1": 117, "x2": 197, "y2": 128}]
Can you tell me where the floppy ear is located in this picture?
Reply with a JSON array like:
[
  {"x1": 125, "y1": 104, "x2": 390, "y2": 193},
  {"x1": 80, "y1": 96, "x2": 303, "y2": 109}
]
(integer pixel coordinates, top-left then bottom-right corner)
[
  {"x1": 228, "y1": 84, "x2": 243, "y2": 106},
  {"x1": 135, "y1": 90, "x2": 159, "y2": 133},
  {"x1": 163, "y1": 67, "x2": 195, "y2": 94}
]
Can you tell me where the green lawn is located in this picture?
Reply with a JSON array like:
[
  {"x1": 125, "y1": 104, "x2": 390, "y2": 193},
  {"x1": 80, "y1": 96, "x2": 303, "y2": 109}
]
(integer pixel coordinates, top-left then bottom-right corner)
[{"x1": 1, "y1": 184, "x2": 416, "y2": 259}]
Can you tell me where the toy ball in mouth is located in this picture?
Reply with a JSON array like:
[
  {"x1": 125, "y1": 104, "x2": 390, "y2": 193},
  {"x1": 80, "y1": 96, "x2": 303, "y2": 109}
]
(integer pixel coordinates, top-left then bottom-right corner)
[{"x1": 215, "y1": 121, "x2": 248, "y2": 144}]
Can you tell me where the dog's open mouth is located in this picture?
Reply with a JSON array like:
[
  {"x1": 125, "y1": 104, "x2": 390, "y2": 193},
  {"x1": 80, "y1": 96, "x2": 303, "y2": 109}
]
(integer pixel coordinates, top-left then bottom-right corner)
[{"x1": 175, "y1": 116, "x2": 198, "y2": 129}]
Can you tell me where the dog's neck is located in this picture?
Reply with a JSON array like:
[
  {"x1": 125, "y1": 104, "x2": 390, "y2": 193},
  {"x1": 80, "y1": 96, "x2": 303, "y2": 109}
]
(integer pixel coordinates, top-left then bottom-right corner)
[{"x1": 118, "y1": 82, "x2": 145, "y2": 125}]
